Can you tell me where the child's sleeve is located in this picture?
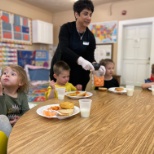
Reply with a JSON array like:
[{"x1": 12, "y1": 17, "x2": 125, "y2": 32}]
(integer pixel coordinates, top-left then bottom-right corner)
[
  {"x1": 145, "y1": 78, "x2": 151, "y2": 83},
  {"x1": 45, "y1": 86, "x2": 52, "y2": 100},
  {"x1": 0, "y1": 96, "x2": 7, "y2": 115},
  {"x1": 21, "y1": 93, "x2": 29, "y2": 114},
  {"x1": 45, "y1": 86, "x2": 57, "y2": 100},
  {"x1": 70, "y1": 84, "x2": 77, "y2": 91}
]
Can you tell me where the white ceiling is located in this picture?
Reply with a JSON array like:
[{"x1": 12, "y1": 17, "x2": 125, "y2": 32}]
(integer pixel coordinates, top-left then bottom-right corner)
[{"x1": 20, "y1": 0, "x2": 132, "y2": 13}]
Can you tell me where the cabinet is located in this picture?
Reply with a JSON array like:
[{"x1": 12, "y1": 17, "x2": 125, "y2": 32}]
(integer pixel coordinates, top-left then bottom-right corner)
[{"x1": 32, "y1": 20, "x2": 53, "y2": 44}]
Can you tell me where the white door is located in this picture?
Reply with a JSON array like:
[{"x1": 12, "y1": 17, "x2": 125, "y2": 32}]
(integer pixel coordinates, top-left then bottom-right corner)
[
  {"x1": 116, "y1": 18, "x2": 154, "y2": 86},
  {"x1": 121, "y1": 23, "x2": 152, "y2": 86}
]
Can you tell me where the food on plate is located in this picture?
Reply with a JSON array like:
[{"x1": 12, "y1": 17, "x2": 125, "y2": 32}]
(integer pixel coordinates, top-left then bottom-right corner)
[
  {"x1": 115, "y1": 87, "x2": 124, "y2": 92},
  {"x1": 42, "y1": 102, "x2": 75, "y2": 117},
  {"x1": 47, "y1": 106, "x2": 60, "y2": 110},
  {"x1": 98, "y1": 87, "x2": 107, "y2": 91},
  {"x1": 58, "y1": 109, "x2": 74, "y2": 116},
  {"x1": 68, "y1": 91, "x2": 80, "y2": 96},
  {"x1": 60, "y1": 102, "x2": 74, "y2": 109},
  {"x1": 77, "y1": 91, "x2": 87, "y2": 96},
  {"x1": 43, "y1": 109, "x2": 57, "y2": 117},
  {"x1": 59, "y1": 102, "x2": 74, "y2": 116},
  {"x1": 67, "y1": 91, "x2": 87, "y2": 97}
]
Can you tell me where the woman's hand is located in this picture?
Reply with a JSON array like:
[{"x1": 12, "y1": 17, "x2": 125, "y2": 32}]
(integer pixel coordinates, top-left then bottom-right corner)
[
  {"x1": 99, "y1": 65, "x2": 106, "y2": 75},
  {"x1": 77, "y1": 57, "x2": 94, "y2": 71}
]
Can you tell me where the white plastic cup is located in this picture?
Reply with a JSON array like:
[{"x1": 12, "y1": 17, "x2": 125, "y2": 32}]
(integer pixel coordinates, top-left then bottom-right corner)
[
  {"x1": 56, "y1": 87, "x2": 66, "y2": 100},
  {"x1": 151, "y1": 85, "x2": 154, "y2": 95},
  {"x1": 126, "y1": 85, "x2": 134, "y2": 96},
  {"x1": 79, "y1": 99, "x2": 92, "y2": 118}
]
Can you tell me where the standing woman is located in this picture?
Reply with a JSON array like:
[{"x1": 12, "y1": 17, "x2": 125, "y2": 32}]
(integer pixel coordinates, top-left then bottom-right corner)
[{"x1": 50, "y1": 0, "x2": 105, "y2": 90}]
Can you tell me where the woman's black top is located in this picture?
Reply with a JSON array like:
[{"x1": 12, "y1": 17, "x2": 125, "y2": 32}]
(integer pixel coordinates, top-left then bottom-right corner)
[{"x1": 50, "y1": 21, "x2": 96, "y2": 90}]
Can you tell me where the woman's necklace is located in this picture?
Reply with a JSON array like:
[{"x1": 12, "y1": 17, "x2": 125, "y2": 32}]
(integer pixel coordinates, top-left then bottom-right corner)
[{"x1": 77, "y1": 30, "x2": 86, "y2": 40}]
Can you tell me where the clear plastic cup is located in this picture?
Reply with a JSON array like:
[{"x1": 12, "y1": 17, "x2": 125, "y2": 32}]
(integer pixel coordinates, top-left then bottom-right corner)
[
  {"x1": 79, "y1": 99, "x2": 92, "y2": 118},
  {"x1": 126, "y1": 85, "x2": 134, "y2": 96},
  {"x1": 56, "y1": 87, "x2": 66, "y2": 100}
]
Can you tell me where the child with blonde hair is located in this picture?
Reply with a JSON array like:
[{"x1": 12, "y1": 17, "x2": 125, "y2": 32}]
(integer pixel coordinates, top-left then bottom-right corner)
[
  {"x1": 46, "y1": 61, "x2": 78, "y2": 99},
  {"x1": 0, "y1": 65, "x2": 29, "y2": 136}
]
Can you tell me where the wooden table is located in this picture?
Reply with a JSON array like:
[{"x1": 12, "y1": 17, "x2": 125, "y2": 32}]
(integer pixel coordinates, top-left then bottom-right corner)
[{"x1": 8, "y1": 88, "x2": 154, "y2": 154}]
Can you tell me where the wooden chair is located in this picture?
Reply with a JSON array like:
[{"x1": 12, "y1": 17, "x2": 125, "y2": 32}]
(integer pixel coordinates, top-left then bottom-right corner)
[
  {"x1": 0, "y1": 131, "x2": 8, "y2": 154},
  {"x1": 113, "y1": 74, "x2": 121, "y2": 85}
]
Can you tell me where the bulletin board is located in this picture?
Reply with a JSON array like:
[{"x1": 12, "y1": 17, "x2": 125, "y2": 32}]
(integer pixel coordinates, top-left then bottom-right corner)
[
  {"x1": 95, "y1": 44, "x2": 113, "y2": 63},
  {"x1": 0, "y1": 10, "x2": 32, "y2": 44}
]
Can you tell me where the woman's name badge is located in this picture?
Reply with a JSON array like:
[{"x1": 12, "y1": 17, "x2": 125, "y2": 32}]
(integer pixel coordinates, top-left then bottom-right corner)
[{"x1": 83, "y1": 41, "x2": 89, "y2": 45}]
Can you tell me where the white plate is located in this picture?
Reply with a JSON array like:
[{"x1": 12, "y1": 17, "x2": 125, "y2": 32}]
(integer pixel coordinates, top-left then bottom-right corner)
[
  {"x1": 36, "y1": 104, "x2": 80, "y2": 120},
  {"x1": 148, "y1": 87, "x2": 152, "y2": 90},
  {"x1": 65, "y1": 91, "x2": 93, "y2": 99},
  {"x1": 108, "y1": 87, "x2": 127, "y2": 94}
]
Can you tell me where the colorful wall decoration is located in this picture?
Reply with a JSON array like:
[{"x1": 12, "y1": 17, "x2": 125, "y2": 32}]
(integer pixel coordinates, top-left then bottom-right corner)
[
  {"x1": 0, "y1": 47, "x2": 17, "y2": 66},
  {"x1": 89, "y1": 21, "x2": 118, "y2": 44},
  {"x1": 17, "y1": 50, "x2": 36, "y2": 67},
  {"x1": 17, "y1": 50, "x2": 49, "y2": 68},
  {"x1": 35, "y1": 50, "x2": 49, "y2": 67},
  {"x1": 0, "y1": 10, "x2": 32, "y2": 44}
]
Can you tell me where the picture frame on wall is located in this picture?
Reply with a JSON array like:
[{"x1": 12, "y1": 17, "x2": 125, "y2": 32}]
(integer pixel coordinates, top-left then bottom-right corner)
[
  {"x1": 89, "y1": 21, "x2": 118, "y2": 44},
  {"x1": 95, "y1": 44, "x2": 113, "y2": 63},
  {"x1": 0, "y1": 10, "x2": 32, "y2": 44}
]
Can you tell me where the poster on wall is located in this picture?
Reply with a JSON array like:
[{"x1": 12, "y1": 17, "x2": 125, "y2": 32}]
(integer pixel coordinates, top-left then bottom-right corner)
[
  {"x1": 95, "y1": 44, "x2": 113, "y2": 63},
  {"x1": 89, "y1": 21, "x2": 118, "y2": 44},
  {"x1": 35, "y1": 50, "x2": 49, "y2": 67},
  {"x1": 17, "y1": 50, "x2": 36, "y2": 68},
  {"x1": 0, "y1": 10, "x2": 32, "y2": 44}
]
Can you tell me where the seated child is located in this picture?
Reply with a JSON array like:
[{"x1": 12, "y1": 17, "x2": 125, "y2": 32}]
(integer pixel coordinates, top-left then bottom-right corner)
[
  {"x1": 141, "y1": 64, "x2": 154, "y2": 89},
  {"x1": 0, "y1": 65, "x2": 29, "y2": 135},
  {"x1": 95, "y1": 59, "x2": 119, "y2": 89},
  {"x1": 46, "y1": 61, "x2": 80, "y2": 99}
]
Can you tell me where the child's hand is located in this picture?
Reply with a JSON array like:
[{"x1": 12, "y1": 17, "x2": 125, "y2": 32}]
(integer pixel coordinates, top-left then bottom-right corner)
[
  {"x1": 49, "y1": 80, "x2": 55, "y2": 89},
  {"x1": 10, "y1": 116, "x2": 20, "y2": 126},
  {"x1": 76, "y1": 84, "x2": 82, "y2": 91}
]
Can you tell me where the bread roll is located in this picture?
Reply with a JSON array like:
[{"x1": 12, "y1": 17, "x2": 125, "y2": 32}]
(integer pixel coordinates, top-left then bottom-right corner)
[
  {"x1": 115, "y1": 87, "x2": 124, "y2": 92},
  {"x1": 58, "y1": 109, "x2": 74, "y2": 116},
  {"x1": 60, "y1": 102, "x2": 74, "y2": 109},
  {"x1": 98, "y1": 87, "x2": 107, "y2": 91}
]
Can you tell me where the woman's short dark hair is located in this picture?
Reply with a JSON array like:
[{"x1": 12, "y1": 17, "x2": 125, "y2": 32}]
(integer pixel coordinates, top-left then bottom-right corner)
[{"x1": 73, "y1": 0, "x2": 94, "y2": 14}]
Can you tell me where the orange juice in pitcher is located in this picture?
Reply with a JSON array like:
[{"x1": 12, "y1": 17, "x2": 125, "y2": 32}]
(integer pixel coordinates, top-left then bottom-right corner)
[{"x1": 92, "y1": 63, "x2": 104, "y2": 87}]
